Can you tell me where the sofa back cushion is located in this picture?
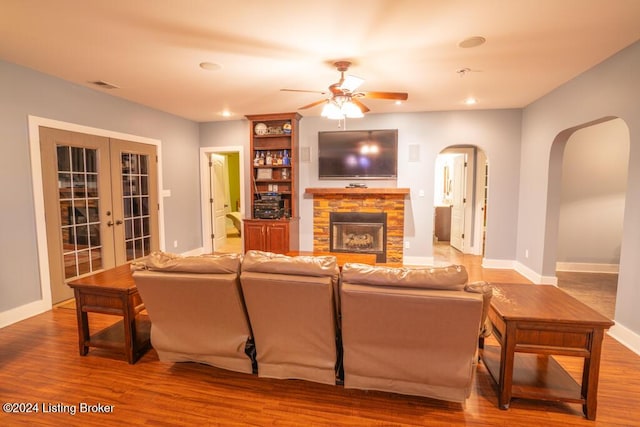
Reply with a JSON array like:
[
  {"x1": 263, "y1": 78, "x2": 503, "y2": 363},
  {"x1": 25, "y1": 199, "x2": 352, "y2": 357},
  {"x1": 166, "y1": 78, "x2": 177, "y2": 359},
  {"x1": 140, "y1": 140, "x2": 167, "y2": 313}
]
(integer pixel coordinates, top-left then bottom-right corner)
[
  {"x1": 240, "y1": 251, "x2": 340, "y2": 385},
  {"x1": 131, "y1": 251, "x2": 240, "y2": 274},
  {"x1": 241, "y1": 250, "x2": 339, "y2": 279},
  {"x1": 341, "y1": 263, "x2": 468, "y2": 291}
]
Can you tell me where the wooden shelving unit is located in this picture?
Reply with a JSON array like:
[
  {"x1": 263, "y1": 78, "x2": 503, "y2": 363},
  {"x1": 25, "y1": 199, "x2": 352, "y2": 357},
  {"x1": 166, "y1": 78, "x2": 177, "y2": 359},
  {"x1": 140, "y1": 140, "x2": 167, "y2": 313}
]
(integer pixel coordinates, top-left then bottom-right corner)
[{"x1": 243, "y1": 112, "x2": 301, "y2": 254}]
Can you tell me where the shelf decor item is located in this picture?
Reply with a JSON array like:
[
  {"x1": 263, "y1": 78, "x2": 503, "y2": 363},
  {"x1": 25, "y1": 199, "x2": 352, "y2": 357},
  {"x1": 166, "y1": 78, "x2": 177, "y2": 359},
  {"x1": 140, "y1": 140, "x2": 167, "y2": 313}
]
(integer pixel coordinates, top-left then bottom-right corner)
[
  {"x1": 257, "y1": 168, "x2": 273, "y2": 180},
  {"x1": 254, "y1": 123, "x2": 268, "y2": 135}
]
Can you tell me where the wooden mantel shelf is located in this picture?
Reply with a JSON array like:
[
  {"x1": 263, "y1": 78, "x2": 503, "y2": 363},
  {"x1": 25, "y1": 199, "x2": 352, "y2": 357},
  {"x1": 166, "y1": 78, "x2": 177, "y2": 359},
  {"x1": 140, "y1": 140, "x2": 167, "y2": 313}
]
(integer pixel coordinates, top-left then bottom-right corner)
[{"x1": 305, "y1": 187, "x2": 410, "y2": 196}]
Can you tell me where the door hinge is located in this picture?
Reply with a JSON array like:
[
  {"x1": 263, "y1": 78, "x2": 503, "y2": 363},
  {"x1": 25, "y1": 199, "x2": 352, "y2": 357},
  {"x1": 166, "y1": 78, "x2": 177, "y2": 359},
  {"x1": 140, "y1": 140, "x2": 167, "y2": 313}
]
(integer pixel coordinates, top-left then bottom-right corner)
[
  {"x1": 210, "y1": 198, "x2": 214, "y2": 203},
  {"x1": 463, "y1": 197, "x2": 466, "y2": 203},
  {"x1": 209, "y1": 161, "x2": 213, "y2": 167},
  {"x1": 462, "y1": 233, "x2": 465, "y2": 239},
  {"x1": 464, "y1": 161, "x2": 468, "y2": 167},
  {"x1": 211, "y1": 233, "x2": 214, "y2": 239}
]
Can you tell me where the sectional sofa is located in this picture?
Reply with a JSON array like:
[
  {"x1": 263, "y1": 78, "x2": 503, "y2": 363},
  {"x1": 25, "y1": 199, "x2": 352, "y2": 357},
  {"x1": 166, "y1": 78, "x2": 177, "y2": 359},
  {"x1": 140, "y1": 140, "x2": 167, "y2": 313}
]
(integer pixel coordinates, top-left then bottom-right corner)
[{"x1": 132, "y1": 250, "x2": 492, "y2": 403}]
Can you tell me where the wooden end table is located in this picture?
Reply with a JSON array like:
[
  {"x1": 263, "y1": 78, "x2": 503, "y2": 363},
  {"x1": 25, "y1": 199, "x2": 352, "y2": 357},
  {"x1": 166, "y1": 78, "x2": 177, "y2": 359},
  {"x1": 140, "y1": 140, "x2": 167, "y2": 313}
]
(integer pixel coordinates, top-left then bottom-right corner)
[
  {"x1": 67, "y1": 264, "x2": 151, "y2": 364},
  {"x1": 481, "y1": 283, "x2": 614, "y2": 420}
]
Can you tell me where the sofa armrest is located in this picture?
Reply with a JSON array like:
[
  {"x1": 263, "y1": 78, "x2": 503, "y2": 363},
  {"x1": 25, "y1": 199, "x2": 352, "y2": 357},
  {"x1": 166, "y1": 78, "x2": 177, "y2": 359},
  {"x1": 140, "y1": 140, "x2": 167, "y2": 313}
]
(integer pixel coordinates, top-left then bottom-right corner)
[{"x1": 464, "y1": 281, "x2": 494, "y2": 337}]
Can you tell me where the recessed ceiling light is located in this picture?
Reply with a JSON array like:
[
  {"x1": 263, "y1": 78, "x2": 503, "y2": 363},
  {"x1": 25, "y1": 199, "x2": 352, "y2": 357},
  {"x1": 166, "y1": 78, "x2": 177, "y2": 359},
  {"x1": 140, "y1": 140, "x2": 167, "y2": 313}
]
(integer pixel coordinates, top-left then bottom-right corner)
[
  {"x1": 220, "y1": 110, "x2": 232, "y2": 117},
  {"x1": 395, "y1": 100, "x2": 402, "y2": 105},
  {"x1": 465, "y1": 97, "x2": 478, "y2": 105},
  {"x1": 200, "y1": 62, "x2": 222, "y2": 71},
  {"x1": 458, "y1": 36, "x2": 486, "y2": 49}
]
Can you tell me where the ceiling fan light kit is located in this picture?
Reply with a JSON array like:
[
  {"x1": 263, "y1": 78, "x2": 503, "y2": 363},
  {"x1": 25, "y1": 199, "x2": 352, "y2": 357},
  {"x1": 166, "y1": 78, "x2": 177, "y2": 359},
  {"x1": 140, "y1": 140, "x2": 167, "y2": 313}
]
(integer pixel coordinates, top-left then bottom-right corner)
[
  {"x1": 321, "y1": 97, "x2": 364, "y2": 120},
  {"x1": 283, "y1": 61, "x2": 408, "y2": 119}
]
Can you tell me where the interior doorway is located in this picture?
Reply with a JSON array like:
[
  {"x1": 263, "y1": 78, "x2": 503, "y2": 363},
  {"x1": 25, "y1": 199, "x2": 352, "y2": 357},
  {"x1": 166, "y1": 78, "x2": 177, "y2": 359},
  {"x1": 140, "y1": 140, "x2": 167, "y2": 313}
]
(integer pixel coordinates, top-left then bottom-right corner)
[
  {"x1": 200, "y1": 147, "x2": 245, "y2": 254},
  {"x1": 553, "y1": 118, "x2": 629, "y2": 319},
  {"x1": 433, "y1": 146, "x2": 488, "y2": 256}
]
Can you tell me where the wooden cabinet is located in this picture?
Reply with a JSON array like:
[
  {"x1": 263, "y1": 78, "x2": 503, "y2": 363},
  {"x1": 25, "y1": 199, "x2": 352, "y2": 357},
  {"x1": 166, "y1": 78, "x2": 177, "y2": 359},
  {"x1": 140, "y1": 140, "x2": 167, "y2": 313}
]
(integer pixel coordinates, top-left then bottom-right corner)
[
  {"x1": 434, "y1": 206, "x2": 451, "y2": 241},
  {"x1": 243, "y1": 218, "x2": 299, "y2": 254},
  {"x1": 244, "y1": 113, "x2": 301, "y2": 254}
]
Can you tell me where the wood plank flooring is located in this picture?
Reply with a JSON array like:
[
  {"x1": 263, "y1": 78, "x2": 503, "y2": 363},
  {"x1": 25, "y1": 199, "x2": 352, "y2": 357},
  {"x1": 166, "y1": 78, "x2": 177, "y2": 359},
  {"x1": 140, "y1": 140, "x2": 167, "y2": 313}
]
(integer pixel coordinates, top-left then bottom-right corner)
[{"x1": 2, "y1": 248, "x2": 639, "y2": 426}]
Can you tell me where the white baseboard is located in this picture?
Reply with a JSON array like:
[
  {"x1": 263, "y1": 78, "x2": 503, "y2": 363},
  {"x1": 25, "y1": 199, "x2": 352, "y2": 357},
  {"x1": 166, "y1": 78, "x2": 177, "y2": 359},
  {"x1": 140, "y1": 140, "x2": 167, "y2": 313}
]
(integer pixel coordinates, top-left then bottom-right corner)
[
  {"x1": 482, "y1": 258, "x2": 515, "y2": 270},
  {"x1": 481, "y1": 259, "x2": 557, "y2": 285},
  {"x1": 608, "y1": 323, "x2": 640, "y2": 356},
  {"x1": 556, "y1": 262, "x2": 619, "y2": 274},
  {"x1": 0, "y1": 299, "x2": 50, "y2": 329},
  {"x1": 181, "y1": 247, "x2": 206, "y2": 257},
  {"x1": 403, "y1": 256, "x2": 434, "y2": 266}
]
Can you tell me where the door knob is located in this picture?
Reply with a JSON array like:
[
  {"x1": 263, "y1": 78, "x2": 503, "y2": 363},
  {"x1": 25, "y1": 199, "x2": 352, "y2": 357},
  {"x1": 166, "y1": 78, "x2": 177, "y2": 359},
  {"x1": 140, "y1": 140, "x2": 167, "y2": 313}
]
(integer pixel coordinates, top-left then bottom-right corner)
[
  {"x1": 107, "y1": 220, "x2": 114, "y2": 227},
  {"x1": 115, "y1": 220, "x2": 123, "y2": 225}
]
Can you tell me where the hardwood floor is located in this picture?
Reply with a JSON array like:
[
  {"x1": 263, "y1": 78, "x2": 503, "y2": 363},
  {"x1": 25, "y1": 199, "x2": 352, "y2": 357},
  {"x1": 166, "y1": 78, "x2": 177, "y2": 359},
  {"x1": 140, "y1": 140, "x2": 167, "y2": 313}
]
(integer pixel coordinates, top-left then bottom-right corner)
[{"x1": 2, "y1": 247, "x2": 639, "y2": 426}]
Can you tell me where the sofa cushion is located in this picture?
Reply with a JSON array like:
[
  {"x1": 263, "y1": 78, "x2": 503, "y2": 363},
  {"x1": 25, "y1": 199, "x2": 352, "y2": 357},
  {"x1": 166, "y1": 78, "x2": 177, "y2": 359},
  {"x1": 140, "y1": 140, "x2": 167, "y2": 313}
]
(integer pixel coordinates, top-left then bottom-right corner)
[
  {"x1": 341, "y1": 263, "x2": 468, "y2": 291},
  {"x1": 241, "y1": 250, "x2": 339, "y2": 278},
  {"x1": 131, "y1": 251, "x2": 240, "y2": 274}
]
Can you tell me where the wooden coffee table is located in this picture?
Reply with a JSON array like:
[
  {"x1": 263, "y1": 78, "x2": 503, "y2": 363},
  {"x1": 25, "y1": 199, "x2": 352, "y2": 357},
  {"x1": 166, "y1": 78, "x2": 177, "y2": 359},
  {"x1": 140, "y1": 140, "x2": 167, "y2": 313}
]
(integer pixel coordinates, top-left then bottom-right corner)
[
  {"x1": 481, "y1": 283, "x2": 614, "y2": 420},
  {"x1": 67, "y1": 264, "x2": 151, "y2": 364}
]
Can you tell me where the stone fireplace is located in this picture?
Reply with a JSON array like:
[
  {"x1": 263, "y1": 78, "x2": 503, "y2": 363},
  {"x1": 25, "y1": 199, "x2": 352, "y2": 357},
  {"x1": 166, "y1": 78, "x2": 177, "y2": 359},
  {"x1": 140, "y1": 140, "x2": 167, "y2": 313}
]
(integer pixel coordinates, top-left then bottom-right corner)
[
  {"x1": 305, "y1": 188, "x2": 410, "y2": 264},
  {"x1": 330, "y1": 212, "x2": 387, "y2": 262}
]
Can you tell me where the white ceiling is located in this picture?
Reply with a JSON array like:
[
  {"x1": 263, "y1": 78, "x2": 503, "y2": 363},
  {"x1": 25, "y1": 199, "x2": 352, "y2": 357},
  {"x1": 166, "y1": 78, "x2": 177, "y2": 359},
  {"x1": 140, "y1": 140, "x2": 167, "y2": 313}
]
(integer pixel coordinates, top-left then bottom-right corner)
[{"x1": 2, "y1": 0, "x2": 640, "y2": 122}]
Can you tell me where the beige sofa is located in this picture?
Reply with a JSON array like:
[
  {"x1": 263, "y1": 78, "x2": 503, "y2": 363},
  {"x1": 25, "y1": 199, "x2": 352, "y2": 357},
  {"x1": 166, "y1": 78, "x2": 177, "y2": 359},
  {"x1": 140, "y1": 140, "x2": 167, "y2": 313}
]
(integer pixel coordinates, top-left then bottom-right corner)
[
  {"x1": 339, "y1": 263, "x2": 488, "y2": 403},
  {"x1": 132, "y1": 250, "x2": 491, "y2": 404},
  {"x1": 240, "y1": 250, "x2": 341, "y2": 385},
  {"x1": 131, "y1": 252, "x2": 254, "y2": 374}
]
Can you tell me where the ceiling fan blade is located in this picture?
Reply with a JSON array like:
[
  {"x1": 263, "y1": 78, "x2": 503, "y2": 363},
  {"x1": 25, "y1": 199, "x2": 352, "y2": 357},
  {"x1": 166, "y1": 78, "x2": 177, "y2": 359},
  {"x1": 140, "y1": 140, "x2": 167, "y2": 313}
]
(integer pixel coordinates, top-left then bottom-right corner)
[
  {"x1": 280, "y1": 88, "x2": 327, "y2": 94},
  {"x1": 340, "y1": 75, "x2": 364, "y2": 92},
  {"x1": 360, "y1": 91, "x2": 408, "y2": 101},
  {"x1": 298, "y1": 99, "x2": 327, "y2": 110},
  {"x1": 351, "y1": 98, "x2": 370, "y2": 113}
]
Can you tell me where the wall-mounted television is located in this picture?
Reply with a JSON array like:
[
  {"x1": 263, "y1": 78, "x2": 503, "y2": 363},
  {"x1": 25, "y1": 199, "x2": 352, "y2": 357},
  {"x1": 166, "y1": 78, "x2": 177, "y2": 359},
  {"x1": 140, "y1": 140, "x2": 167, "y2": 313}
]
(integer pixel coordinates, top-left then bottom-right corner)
[{"x1": 318, "y1": 129, "x2": 398, "y2": 179}]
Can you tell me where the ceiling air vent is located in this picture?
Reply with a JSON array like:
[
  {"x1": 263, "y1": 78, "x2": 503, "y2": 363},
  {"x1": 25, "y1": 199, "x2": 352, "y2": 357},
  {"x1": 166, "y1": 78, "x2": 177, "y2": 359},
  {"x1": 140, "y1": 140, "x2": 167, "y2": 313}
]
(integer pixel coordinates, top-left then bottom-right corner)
[{"x1": 90, "y1": 80, "x2": 119, "y2": 89}]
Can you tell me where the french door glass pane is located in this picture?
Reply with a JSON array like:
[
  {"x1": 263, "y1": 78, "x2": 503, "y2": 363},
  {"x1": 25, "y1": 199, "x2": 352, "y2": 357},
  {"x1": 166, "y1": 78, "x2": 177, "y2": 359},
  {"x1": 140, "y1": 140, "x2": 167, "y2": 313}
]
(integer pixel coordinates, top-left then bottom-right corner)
[
  {"x1": 57, "y1": 145, "x2": 103, "y2": 279},
  {"x1": 122, "y1": 152, "x2": 152, "y2": 261}
]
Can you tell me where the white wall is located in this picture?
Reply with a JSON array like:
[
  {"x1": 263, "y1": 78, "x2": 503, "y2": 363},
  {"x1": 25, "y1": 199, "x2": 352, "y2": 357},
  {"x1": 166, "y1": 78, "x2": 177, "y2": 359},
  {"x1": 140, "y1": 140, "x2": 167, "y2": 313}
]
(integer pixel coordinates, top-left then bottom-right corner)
[{"x1": 557, "y1": 118, "x2": 629, "y2": 267}]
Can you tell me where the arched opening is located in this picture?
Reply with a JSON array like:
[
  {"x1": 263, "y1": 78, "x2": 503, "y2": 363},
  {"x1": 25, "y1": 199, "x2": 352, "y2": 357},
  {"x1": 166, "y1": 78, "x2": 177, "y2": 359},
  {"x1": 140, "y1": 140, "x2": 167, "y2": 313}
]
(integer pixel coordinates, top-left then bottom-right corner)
[
  {"x1": 545, "y1": 117, "x2": 629, "y2": 319},
  {"x1": 433, "y1": 146, "x2": 488, "y2": 263}
]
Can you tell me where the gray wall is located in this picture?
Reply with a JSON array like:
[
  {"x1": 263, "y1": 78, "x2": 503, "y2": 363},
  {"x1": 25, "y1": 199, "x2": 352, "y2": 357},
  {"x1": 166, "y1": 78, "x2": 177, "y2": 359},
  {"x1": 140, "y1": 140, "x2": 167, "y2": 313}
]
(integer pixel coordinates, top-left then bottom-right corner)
[
  {"x1": 297, "y1": 111, "x2": 522, "y2": 262},
  {"x1": 0, "y1": 60, "x2": 201, "y2": 313},
  {"x1": 558, "y1": 118, "x2": 629, "y2": 265},
  {"x1": 519, "y1": 41, "x2": 640, "y2": 335},
  {"x1": 200, "y1": 109, "x2": 523, "y2": 263}
]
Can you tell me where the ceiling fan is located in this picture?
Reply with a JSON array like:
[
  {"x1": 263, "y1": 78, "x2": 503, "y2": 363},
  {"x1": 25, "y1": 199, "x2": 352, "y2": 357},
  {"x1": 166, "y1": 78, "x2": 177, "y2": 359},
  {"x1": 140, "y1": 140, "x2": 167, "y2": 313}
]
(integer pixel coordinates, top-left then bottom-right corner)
[{"x1": 281, "y1": 61, "x2": 408, "y2": 119}]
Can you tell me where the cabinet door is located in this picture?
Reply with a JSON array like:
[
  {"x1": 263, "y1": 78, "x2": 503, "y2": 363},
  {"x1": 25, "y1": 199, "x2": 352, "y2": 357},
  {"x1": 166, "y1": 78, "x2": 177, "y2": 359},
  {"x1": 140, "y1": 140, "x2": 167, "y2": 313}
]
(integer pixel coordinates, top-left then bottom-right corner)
[
  {"x1": 266, "y1": 222, "x2": 289, "y2": 254},
  {"x1": 243, "y1": 222, "x2": 266, "y2": 252}
]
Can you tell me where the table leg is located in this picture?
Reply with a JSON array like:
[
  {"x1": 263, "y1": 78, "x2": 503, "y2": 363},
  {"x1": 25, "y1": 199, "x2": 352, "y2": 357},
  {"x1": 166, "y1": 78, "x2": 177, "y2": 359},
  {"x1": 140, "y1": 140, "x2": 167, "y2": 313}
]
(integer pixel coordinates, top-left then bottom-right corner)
[
  {"x1": 73, "y1": 291, "x2": 89, "y2": 356},
  {"x1": 497, "y1": 324, "x2": 517, "y2": 409},
  {"x1": 582, "y1": 328, "x2": 605, "y2": 420},
  {"x1": 122, "y1": 294, "x2": 135, "y2": 364}
]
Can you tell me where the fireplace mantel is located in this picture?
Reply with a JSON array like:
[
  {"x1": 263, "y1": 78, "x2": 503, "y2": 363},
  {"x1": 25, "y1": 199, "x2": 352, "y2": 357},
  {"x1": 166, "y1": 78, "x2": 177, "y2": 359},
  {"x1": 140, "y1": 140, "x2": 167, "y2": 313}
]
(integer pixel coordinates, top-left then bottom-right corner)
[{"x1": 305, "y1": 188, "x2": 410, "y2": 196}]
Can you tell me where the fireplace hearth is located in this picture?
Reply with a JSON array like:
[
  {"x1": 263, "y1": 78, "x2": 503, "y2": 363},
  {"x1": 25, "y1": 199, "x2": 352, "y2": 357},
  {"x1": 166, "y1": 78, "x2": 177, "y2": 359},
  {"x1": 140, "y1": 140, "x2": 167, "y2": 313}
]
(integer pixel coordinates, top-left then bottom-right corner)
[{"x1": 330, "y1": 212, "x2": 387, "y2": 263}]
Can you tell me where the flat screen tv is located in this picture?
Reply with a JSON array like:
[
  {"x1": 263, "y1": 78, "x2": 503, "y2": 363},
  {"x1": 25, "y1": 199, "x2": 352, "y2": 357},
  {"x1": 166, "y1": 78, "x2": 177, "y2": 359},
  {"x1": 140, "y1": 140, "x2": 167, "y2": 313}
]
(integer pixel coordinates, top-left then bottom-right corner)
[{"x1": 318, "y1": 129, "x2": 398, "y2": 179}]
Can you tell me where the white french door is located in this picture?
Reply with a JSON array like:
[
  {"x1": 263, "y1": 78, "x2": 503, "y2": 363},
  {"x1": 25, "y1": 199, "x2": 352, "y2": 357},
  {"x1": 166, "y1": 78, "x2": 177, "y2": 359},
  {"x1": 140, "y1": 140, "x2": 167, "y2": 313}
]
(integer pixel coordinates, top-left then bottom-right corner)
[{"x1": 40, "y1": 127, "x2": 159, "y2": 303}]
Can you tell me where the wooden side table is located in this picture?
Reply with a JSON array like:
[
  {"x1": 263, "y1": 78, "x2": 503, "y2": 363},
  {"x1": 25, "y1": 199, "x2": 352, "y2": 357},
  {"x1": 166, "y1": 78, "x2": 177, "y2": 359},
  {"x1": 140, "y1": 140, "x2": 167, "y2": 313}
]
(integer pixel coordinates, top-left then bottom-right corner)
[
  {"x1": 67, "y1": 264, "x2": 150, "y2": 364},
  {"x1": 481, "y1": 283, "x2": 614, "y2": 420}
]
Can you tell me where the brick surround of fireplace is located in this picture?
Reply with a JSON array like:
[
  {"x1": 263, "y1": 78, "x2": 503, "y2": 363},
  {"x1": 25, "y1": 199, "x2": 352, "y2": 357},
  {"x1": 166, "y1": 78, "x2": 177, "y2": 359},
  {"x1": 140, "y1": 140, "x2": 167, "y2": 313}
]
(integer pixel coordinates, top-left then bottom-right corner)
[{"x1": 305, "y1": 188, "x2": 410, "y2": 263}]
